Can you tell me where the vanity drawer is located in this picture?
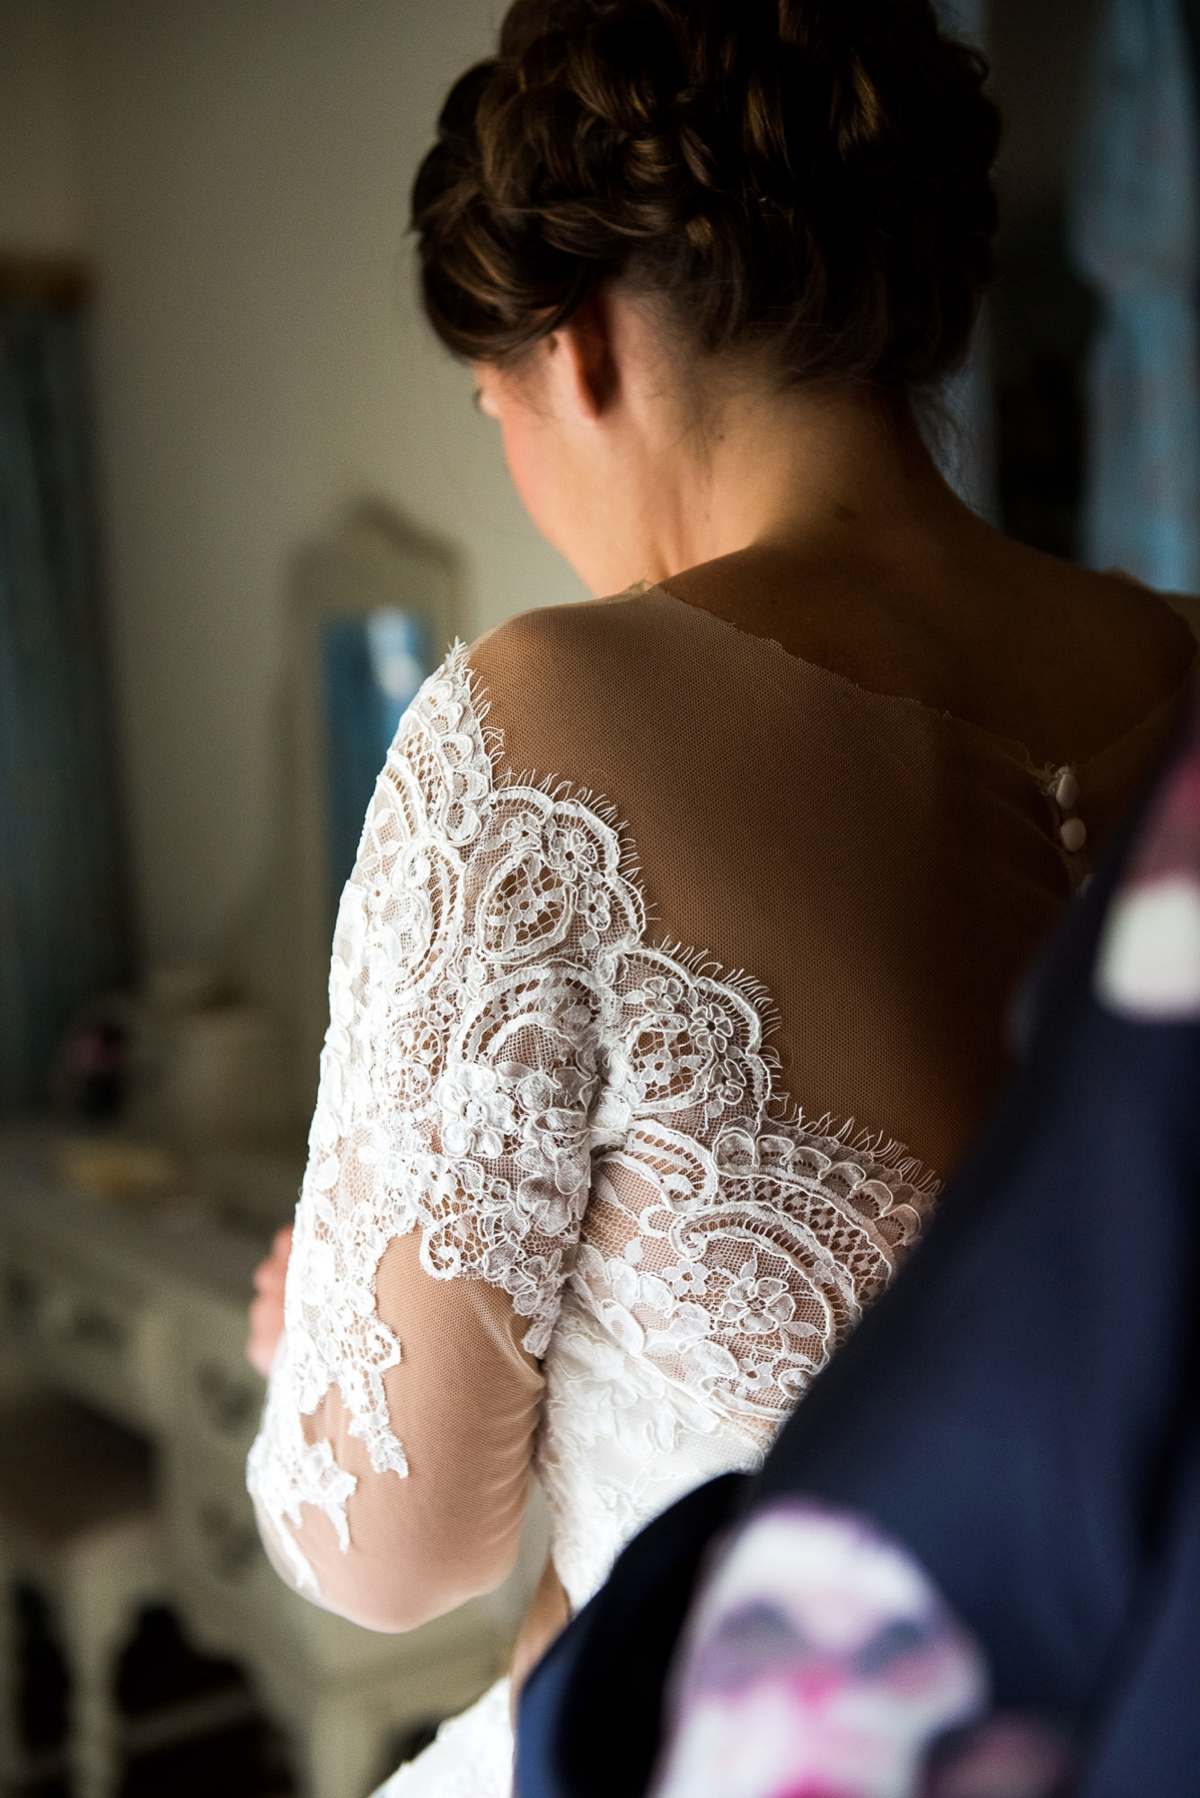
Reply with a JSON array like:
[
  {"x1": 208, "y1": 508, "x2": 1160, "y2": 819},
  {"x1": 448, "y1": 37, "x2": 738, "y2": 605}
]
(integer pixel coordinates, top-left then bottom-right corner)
[
  {"x1": 1, "y1": 1245, "x2": 166, "y2": 1430},
  {"x1": 162, "y1": 1445, "x2": 276, "y2": 1608},
  {"x1": 176, "y1": 1302, "x2": 265, "y2": 1458}
]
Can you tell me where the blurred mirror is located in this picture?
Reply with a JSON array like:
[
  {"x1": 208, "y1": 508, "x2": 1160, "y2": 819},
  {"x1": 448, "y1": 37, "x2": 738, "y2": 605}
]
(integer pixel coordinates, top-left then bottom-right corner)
[{"x1": 284, "y1": 504, "x2": 460, "y2": 1098}]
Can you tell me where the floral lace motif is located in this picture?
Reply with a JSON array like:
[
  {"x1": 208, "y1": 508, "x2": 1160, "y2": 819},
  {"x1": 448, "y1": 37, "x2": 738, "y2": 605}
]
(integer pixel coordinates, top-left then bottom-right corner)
[{"x1": 247, "y1": 646, "x2": 938, "y2": 1591}]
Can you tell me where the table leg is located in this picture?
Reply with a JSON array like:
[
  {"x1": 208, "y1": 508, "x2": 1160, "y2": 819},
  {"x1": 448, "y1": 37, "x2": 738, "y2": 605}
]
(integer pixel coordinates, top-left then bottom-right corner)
[
  {"x1": 59, "y1": 1573, "x2": 131, "y2": 1798},
  {"x1": 295, "y1": 1692, "x2": 395, "y2": 1798},
  {"x1": 0, "y1": 1559, "x2": 18, "y2": 1792}
]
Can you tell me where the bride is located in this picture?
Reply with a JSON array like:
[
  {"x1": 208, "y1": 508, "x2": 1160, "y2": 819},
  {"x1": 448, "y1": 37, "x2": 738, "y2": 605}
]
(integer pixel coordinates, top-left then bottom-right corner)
[{"x1": 246, "y1": 1, "x2": 1197, "y2": 1792}]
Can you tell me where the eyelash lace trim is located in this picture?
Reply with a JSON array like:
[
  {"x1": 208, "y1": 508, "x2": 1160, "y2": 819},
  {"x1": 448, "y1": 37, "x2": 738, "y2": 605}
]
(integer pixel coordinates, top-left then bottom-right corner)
[{"x1": 248, "y1": 645, "x2": 939, "y2": 1592}]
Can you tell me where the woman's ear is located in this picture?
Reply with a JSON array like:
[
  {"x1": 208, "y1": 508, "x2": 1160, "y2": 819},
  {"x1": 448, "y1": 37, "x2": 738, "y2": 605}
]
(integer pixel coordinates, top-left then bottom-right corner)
[{"x1": 552, "y1": 294, "x2": 619, "y2": 422}]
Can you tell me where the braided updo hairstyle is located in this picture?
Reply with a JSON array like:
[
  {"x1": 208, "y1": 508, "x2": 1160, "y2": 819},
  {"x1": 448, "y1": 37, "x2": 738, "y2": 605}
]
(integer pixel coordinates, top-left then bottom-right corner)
[{"x1": 412, "y1": 0, "x2": 999, "y2": 392}]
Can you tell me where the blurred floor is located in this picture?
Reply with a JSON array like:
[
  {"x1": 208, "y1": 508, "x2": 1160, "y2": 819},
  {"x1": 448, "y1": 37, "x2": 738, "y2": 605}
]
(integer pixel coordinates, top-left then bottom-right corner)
[{"x1": 10, "y1": 1595, "x2": 295, "y2": 1797}]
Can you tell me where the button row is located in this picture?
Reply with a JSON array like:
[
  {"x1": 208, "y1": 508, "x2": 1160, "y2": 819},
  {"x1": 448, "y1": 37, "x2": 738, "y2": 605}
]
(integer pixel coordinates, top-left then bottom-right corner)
[{"x1": 1047, "y1": 764, "x2": 1087, "y2": 856}]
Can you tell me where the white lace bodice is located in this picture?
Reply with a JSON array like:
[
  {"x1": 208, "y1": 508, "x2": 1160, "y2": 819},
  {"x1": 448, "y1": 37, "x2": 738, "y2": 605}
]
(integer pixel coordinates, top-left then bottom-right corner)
[{"x1": 248, "y1": 645, "x2": 938, "y2": 1604}]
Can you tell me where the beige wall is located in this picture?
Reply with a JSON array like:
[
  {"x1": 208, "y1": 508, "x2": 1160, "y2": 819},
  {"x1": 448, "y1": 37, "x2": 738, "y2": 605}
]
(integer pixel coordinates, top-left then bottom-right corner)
[
  {"x1": 5, "y1": 0, "x2": 585, "y2": 969},
  {"x1": 0, "y1": 0, "x2": 82, "y2": 250},
  {"x1": 2, "y1": 0, "x2": 1099, "y2": 973}
]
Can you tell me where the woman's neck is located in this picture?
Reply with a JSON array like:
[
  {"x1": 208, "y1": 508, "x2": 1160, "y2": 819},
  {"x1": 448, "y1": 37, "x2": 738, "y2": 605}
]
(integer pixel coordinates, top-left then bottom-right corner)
[{"x1": 611, "y1": 378, "x2": 969, "y2": 593}]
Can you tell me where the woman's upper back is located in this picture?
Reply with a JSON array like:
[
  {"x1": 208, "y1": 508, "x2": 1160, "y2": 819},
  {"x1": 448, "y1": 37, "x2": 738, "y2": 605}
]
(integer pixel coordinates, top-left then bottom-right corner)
[
  {"x1": 246, "y1": 564, "x2": 1194, "y2": 1634},
  {"x1": 472, "y1": 574, "x2": 1196, "y2": 1177},
  {"x1": 662, "y1": 514, "x2": 1196, "y2": 767}
]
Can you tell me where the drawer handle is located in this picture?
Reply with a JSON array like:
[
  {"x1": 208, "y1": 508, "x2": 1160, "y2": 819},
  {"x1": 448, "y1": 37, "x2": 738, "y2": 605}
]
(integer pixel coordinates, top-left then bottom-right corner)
[
  {"x1": 197, "y1": 1499, "x2": 260, "y2": 1583},
  {"x1": 194, "y1": 1362, "x2": 259, "y2": 1436},
  {"x1": 55, "y1": 1298, "x2": 128, "y2": 1356}
]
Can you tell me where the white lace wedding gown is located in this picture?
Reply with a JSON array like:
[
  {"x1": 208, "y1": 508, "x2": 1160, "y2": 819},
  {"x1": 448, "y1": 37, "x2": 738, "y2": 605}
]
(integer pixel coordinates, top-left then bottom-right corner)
[{"x1": 247, "y1": 587, "x2": 1180, "y2": 1796}]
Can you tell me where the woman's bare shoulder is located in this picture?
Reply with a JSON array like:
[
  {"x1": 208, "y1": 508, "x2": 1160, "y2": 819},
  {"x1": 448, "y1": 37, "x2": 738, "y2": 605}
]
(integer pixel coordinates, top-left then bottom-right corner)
[
  {"x1": 464, "y1": 591, "x2": 665, "y2": 779},
  {"x1": 1166, "y1": 588, "x2": 1200, "y2": 641},
  {"x1": 469, "y1": 589, "x2": 649, "y2": 677},
  {"x1": 1023, "y1": 547, "x2": 1194, "y2": 626},
  {"x1": 466, "y1": 590, "x2": 670, "y2": 723},
  {"x1": 1010, "y1": 546, "x2": 1197, "y2": 685}
]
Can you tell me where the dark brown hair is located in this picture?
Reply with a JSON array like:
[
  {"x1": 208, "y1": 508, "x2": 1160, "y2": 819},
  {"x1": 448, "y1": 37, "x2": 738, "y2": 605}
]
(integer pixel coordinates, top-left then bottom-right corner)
[{"x1": 411, "y1": 0, "x2": 1000, "y2": 391}]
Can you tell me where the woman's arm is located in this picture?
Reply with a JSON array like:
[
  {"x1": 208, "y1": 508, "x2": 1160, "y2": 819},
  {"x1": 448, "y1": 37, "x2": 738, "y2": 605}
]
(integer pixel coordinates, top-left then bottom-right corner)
[
  {"x1": 247, "y1": 1224, "x2": 291, "y2": 1378},
  {"x1": 252, "y1": 1230, "x2": 543, "y2": 1630},
  {"x1": 246, "y1": 646, "x2": 609, "y2": 1630},
  {"x1": 246, "y1": 1225, "x2": 541, "y2": 1629}
]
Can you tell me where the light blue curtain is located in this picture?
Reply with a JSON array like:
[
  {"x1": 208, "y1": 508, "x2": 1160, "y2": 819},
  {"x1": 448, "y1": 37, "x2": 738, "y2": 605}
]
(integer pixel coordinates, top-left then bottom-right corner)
[
  {"x1": 0, "y1": 300, "x2": 130, "y2": 1110},
  {"x1": 1070, "y1": 0, "x2": 1200, "y2": 590}
]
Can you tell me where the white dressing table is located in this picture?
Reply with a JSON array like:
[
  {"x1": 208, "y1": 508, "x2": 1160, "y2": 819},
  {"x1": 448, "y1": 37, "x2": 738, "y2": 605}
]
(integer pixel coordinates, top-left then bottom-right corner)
[{"x1": 0, "y1": 1128, "x2": 510, "y2": 1798}]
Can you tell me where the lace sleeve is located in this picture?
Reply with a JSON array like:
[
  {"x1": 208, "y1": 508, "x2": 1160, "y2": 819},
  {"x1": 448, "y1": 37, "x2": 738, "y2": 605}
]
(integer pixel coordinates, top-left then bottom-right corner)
[{"x1": 247, "y1": 646, "x2": 639, "y2": 1608}]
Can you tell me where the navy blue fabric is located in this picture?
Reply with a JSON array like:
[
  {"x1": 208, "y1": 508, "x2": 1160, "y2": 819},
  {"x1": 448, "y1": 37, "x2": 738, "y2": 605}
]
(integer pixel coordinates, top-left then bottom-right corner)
[
  {"x1": 517, "y1": 803, "x2": 1200, "y2": 1796},
  {"x1": 516, "y1": 1475, "x2": 746, "y2": 1798},
  {"x1": 751, "y1": 878, "x2": 1200, "y2": 1721},
  {"x1": 1080, "y1": 1426, "x2": 1200, "y2": 1795}
]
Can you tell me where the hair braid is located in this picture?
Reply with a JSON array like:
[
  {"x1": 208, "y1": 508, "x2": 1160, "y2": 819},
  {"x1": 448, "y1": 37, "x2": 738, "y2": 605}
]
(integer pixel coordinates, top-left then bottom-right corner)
[{"x1": 411, "y1": 0, "x2": 999, "y2": 389}]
